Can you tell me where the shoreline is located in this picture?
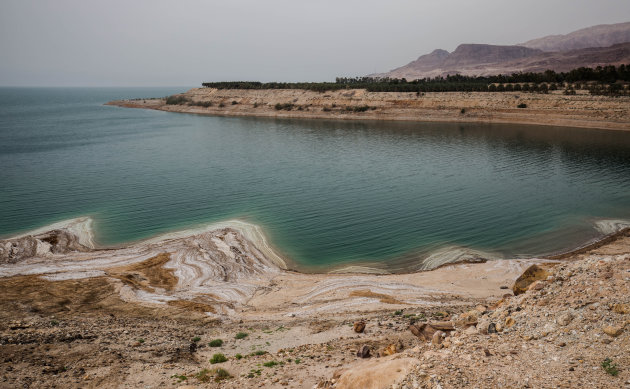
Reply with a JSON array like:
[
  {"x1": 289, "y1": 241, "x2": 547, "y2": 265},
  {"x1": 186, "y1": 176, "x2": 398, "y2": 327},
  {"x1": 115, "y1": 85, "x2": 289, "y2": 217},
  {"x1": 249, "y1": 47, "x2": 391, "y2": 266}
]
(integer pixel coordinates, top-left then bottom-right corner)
[
  {"x1": 107, "y1": 88, "x2": 630, "y2": 131},
  {"x1": 3, "y1": 216, "x2": 628, "y2": 276}
]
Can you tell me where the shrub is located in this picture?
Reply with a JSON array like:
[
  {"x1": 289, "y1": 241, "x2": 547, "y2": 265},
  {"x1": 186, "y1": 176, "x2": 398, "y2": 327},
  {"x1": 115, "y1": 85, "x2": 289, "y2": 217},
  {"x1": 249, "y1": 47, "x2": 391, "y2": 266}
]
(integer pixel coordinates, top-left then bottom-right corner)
[
  {"x1": 165, "y1": 95, "x2": 190, "y2": 105},
  {"x1": 195, "y1": 369, "x2": 211, "y2": 383},
  {"x1": 209, "y1": 339, "x2": 223, "y2": 347},
  {"x1": 192, "y1": 336, "x2": 201, "y2": 343},
  {"x1": 231, "y1": 100, "x2": 238, "y2": 105},
  {"x1": 214, "y1": 368, "x2": 231, "y2": 381},
  {"x1": 274, "y1": 103, "x2": 295, "y2": 111},
  {"x1": 250, "y1": 350, "x2": 267, "y2": 356},
  {"x1": 517, "y1": 103, "x2": 527, "y2": 108},
  {"x1": 601, "y1": 358, "x2": 619, "y2": 376},
  {"x1": 322, "y1": 107, "x2": 332, "y2": 112},
  {"x1": 190, "y1": 101, "x2": 212, "y2": 107},
  {"x1": 218, "y1": 102, "x2": 225, "y2": 108},
  {"x1": 210, "y1": 353, "x2": 227, "y2": 364},
  {"x1": 263, "y1": 361, "x2": 280, "y2": 367},
  {"x1": 235, "y1": 353, "x2": 243, "y2": 360},
  {"x1": 460, "y1": 108, "x2": 466, "y2": 114},
  {"x1": 235, "y1": 332, "x2": 248, "y2": 340},
  {"x1": 394, "y1": 310, "x2": 403, "y2": 316}
]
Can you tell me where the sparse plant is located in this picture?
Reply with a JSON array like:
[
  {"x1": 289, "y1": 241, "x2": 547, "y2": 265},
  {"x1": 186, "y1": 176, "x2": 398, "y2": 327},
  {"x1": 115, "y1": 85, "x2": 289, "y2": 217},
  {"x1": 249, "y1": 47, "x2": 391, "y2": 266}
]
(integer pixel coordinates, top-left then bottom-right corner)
[
  {"x1": 394, "y1": 310, "x2": 403, "y2": 316},
  {"x1": 209, "y1": 339, "x2": 223, "y2": 347},
  {"x1": 210, "y1": 353, "x2": 228, "y2": 364},
  {"x1": 218, "y1": 102, "x2": 225, "y2": 108},
  {"x1": 250, "y1": 350, "x2": 267, "y2": 356},
  {"x1": 192, "y1": 336, "x2": 201, "y2": 343},
  {"x1": 137, "y1": 338, "x2": 145, "y2": 344},
  {"x1": 263, "y1": 361, "x2": 280, "y2": 367},
  {"x1": 165, "y1": 95, "x2": 190, "y2": 105},
  {"x1": 171, "y1": 374, "x2": 187, "y2": 383},
  {"x1": 235, "y1": 353, "x2": 243, "y2": 360},
  {"x1": 214, "y1": 368, "x2": 231, "y2": 381},
  {"x1": 231, "y1": 100, "x2": 238, "y2": 105},
  {"x1": 50, "y1": 320, "x2": 59, "y2": 326},
  {"x1": 601, "y1": 358, "x2": 619, "y2": 376},
  {"x1": 460, "y1": 108, "x2": 466, "y2": 114},
  {"x1": 294, "y1": 358, "x2": 301, "y2": 364},
  {"x1": 195, "y1": 369, "x2": 211, "y2": 383},
  {"x1": 517, "y1": 103, "x2": 527, "y2": 108},
  {"x1": 235, "y1": 332, "x2": 248, "y2": 339}
]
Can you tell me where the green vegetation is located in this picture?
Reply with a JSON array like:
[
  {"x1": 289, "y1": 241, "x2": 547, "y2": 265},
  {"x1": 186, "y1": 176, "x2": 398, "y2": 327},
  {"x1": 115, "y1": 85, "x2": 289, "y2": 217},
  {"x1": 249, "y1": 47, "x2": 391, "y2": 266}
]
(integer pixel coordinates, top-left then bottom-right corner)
[
  {"x1": 208, "y1": 339, "x2": 223, "y2": 347},
  {"x1": 394, "y1": 310, "x2": 403, "y2": 316},
  {"x1": 137, "y1": 338, "x2": 145, "y2": 344},
  {"x1": 165, "y1": 95, "x2": 190, "y2": 105},
  {"x1": 601, "y1": 358, "x2": 619, "y2": 376},
  {"x1": 201, "y1": 64, "x2": 630, "y2": 95},
  {"x1": 294, "y1": 358, "x2": 301, "y2": 364},
  {"x1": 250, "y1": 350, "x2": 267, "y2": 356},
  {"x1": 195, "y1": 369, "x2": 211, "y2": 383},
  {"x1": 210, "y1": 353, "x2": 228, "y2": 364},
  {"x1": 274, "y1": 103, "x2": 295, "y2": 111},
  {"x1": 171, "y1": 374, "x2": 187, "y2": 383},
  {"x1": 214, "y1": 368, "x2": 231, "y2": 381},
  {"x1": 235, "y1": 353, "x2": 243, "y2": 360},
  {"x1": 263, "y1": 361, "x2": 280, "y2": 367},
  {"x1": 191, "y1": 336, "x2": 201, "y2": 343},
  {"x1": 50, "y1": 320, "x2": 59, "y2": 326}
]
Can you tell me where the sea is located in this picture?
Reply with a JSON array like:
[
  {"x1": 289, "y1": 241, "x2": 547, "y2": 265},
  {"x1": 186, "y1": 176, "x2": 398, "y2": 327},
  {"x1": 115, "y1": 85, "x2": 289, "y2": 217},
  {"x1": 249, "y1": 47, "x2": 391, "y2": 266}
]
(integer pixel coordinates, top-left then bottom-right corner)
[{"x1": 2, "y1": 87, "x2": 630, "y2": 272}]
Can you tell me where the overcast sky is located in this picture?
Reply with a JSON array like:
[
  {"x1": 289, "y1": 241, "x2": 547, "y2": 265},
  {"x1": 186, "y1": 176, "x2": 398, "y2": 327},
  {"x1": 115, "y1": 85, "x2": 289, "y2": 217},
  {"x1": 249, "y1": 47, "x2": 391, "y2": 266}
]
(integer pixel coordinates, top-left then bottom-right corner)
[{"x1": 1, "y1": 0, "x2": 629, "y2": 86}]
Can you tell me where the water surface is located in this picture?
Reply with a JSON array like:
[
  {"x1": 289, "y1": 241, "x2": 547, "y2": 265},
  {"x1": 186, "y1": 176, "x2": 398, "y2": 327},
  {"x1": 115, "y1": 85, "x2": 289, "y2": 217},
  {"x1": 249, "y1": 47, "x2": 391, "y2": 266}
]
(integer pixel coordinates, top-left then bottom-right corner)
[{"x1": 2, "y1": 87, "x2": 630, "y2": 271}]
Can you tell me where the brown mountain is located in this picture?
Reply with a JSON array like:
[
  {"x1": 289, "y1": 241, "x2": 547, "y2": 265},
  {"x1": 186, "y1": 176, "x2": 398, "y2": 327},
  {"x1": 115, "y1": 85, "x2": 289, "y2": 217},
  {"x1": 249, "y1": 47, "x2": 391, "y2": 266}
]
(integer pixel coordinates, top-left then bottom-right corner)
[
  {"x1": 373, "y1": 22, "x2": 630, "y2": 80},
  {"x1": 521, "y1": 22, "x2": 630, "y2": 52}
]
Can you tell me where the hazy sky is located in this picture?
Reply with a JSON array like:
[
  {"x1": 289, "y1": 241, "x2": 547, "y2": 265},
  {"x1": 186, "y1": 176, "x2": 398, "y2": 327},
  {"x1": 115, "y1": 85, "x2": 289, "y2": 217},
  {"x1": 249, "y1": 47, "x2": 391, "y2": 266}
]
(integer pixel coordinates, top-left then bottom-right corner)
[{"x1": 1, "y1": 0, "x2": 629, "y2": 86}]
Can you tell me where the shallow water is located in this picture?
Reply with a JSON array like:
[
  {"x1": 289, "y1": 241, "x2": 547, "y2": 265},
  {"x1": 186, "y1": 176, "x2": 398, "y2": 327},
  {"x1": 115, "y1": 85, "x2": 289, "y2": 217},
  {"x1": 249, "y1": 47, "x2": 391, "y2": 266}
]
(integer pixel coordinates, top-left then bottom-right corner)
[{"x1": 1, "y1": 87, "x2": 630, "y2": 271}]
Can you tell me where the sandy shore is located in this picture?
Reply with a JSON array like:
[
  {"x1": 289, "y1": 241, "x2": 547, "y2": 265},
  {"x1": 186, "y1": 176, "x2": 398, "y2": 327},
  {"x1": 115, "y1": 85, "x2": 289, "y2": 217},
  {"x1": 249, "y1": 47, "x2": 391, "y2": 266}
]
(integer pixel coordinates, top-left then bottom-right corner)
[
  {"x1": 107, "y1": 88, "x2": 630, "y2": 131},
  {"x1": 1, "y1": 219, "x2": 629, "y2": 388}
]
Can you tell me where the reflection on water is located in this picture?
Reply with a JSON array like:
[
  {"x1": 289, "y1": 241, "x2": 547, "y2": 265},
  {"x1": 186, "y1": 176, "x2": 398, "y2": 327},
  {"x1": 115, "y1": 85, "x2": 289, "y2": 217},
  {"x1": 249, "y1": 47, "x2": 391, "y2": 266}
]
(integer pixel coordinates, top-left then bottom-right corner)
[{"x1": 1, "y1": 88, "x2": 630, "y2": 272}]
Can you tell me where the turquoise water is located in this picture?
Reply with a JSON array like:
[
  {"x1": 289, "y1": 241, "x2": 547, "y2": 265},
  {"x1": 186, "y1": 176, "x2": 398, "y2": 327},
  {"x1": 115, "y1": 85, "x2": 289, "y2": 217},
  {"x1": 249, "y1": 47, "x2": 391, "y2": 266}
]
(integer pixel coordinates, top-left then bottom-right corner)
[{"x1": 1, "y1": 87, "x2": 630, "y2": 271}]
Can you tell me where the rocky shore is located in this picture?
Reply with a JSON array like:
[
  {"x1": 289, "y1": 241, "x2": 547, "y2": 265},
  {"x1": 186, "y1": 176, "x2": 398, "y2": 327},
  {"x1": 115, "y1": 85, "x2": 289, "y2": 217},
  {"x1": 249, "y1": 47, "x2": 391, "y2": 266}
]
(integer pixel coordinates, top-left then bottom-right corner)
[
  {"x1": 107, "y1": 88, "x2": 630, "y2": 131},
  {"x1": 0, "y1": 220, "x2": 629, "y2": 388}
]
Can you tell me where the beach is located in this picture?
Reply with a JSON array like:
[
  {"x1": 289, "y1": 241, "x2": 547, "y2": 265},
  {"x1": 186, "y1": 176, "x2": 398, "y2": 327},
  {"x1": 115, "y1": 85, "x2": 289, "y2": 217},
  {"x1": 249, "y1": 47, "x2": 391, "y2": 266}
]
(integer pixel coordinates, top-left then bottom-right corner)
[
  {"x1": 108, "y1": 88, "x2": 630, "y2": 131},
  {"x1": 1, "y1": 219, "x2": 629, "y2": 387}
]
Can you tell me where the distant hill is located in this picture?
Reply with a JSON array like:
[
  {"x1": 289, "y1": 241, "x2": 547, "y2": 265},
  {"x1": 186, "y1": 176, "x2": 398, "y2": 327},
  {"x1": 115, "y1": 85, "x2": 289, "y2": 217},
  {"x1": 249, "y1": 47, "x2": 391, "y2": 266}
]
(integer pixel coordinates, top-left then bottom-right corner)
[
  {"x1": 521, "y1": 22, "x2": 630, "y2": 52},
  {"x1": 373, "y1": 22, "x2": 630, "y2": 80}
]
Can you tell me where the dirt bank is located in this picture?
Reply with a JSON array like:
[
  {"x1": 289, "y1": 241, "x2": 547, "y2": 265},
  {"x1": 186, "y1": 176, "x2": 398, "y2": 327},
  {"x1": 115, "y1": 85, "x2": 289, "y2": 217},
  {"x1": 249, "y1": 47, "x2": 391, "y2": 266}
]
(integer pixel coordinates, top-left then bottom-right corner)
[{"x1": 107, "y1": 88, "x2": 630, "y2": 130}]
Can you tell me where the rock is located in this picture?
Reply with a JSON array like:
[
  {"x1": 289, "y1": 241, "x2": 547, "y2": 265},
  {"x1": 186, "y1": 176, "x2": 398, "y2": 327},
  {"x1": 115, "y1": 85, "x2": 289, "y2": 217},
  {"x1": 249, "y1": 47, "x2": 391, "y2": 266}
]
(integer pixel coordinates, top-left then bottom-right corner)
[
  {"x1": 353, "y1": 321, "x2": 366, "y2": 333},
  {"x1": 513, "y1": 264, "x2": 551, "y2": 295},
  {"x1": 455, "y1": 310, "x2": 480, "y2": 328},
  {"x1": 381, "y1": 343, "x2": 398, "y2": 356},
  {"x1": 603, "y1": 325, "x2": 623, "y2": 337},
  {"x1": 432, "y1": 330, "x2": 446, "y2": 346},
  {"x1": 556, "y1": 312, "x2": 574, "y2": 326},
  {"x1": 334, "y1": 357, "x2": 417, "y2": 389},
  {"x1": 504, "y1": 317, "x2": 515, "y2": 328},
  {"x1": 477, "y1": 318, "x2": 491, "y2": 335},
  {"x1": 464, "y1": 325, "x2": 478, "y2": 335},
  {"x1": 528, "y1": 280, "x2": 546, "y2": 291},
  {"x1": 484, "y1": 348, "x2": 492, "y2": 356},
  {"x1": 500, "y1": 285, "x2": 509, "y2": 289},
  {"x1": 612, "y1": 303, "x2": 630, "y2": 314},
  {"x1": 409, "y1": 322, "x2": 452, "y2": 341},
  {"x1": 356, "y1": 345, "x2": 371, "y2": 358},
  {"x1": 487, "y1": 323, "x2": 497, "y2": 334},
  {"x1": 474, "y1": 305, "x2": 487, "y2": 313}
]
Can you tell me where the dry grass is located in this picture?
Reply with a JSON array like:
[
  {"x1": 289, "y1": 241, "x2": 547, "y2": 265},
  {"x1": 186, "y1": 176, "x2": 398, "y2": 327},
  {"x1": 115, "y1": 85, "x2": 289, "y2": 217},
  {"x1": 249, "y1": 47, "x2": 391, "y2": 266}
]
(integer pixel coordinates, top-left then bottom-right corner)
[{"x1": 349, "y1": 289, "x2": 406, "y2": 305}]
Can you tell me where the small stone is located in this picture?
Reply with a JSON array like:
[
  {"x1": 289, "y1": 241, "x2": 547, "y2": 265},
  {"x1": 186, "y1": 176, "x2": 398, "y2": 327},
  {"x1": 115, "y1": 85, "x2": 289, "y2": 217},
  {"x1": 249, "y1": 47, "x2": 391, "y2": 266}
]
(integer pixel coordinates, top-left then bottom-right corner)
[
  {"x1": 381, "y1": 343, "x2": 397, "y2": 356},
  {"x1": 500, "y1": 285, "x2": 509, "y2": 289},
  {"x1": 432, "y1": 330, "x2": 445, "y2": 346},
  {"x1": 612, "y1": 304, "x2": 630, "y2": 314},
  {"x1": 356, "y1": 345, "x2": 370, "y2": 358},
  {"x1": 483, "y1": 348, "x2": 492, "y2": 357},
  {"x1": 487, "y1": 323, "x2": 497, "y2": 334},
  {"x1": 556, "y1": 312, "x2": 574, "y2": 326},
  {"x1": 353, "y1": 321, "x2": 366, "y2": 333},
  {"x1": 504, "y1": 317, "x2": 515, "y2": 328},
  {"x1": 603, "y1": 325, "x2": 623, "y2": 337}
]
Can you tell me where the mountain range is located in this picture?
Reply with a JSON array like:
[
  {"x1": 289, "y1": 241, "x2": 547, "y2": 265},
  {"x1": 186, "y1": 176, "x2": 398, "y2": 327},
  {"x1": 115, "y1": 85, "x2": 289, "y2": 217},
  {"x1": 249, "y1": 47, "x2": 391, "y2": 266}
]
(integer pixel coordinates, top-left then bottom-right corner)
[{"x1": 373, "y1": 22, "x2": 630, "y2": 79}]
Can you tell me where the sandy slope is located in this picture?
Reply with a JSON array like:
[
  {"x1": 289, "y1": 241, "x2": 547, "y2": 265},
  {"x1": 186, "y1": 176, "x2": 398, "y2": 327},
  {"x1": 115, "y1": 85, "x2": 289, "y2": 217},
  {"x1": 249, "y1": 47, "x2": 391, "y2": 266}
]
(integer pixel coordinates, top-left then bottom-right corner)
[{"x1": 107, "y1": 89, "x2": 630, "y2": 131}]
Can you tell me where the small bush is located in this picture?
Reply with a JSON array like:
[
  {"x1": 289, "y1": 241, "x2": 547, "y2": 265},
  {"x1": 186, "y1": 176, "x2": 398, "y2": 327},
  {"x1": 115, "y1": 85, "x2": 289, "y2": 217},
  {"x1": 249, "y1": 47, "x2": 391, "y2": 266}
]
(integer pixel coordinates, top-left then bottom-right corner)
[
  {"x1": 50, "y1": 320, "x2": 59, "y2": 326},
  {"x1": 209, "y1": 339, "x2": 223, "y2": 347},
  {"x1": 263, "y1": 361, "x2": 280, "y2": 367},
  {"x1": 322, "y1": 107, "x2": 332, "y2": 112},
  {"x1": 195, "y1": 369, "x2": 211, "y2": 383},
  {"x1": 460, "y1": 108, "x2": 466, "y2": 114},
  {"x1": 235, "y1": 332, "x2": 248, "y2": 340},
  {"x1": 274, "y1": 103, "x2": 295, "y2": 111},
  {"x1": 394, "y1": 310, "x2": 403, "y2": 316},
  {"x1": 165, "y1": 95, "x2": 190, "y2": 105},
  {"x1": 218, "y1": 102, "x2": 225, "y2": 108},
  {"x1": 192, "y1": 336, "x2": 201, "y2": 343},
  {"x1": 171, "y1": 374, "x2": 187, "y2": 383},
  {"x1": 235, "y1": 353, "x2": 243, "y2": 360},
  {"x1": 137, "y1": 338, "x2": 145, "y2": 344},
  {"x1": 294, "y1": 358, "x2": 301, "y2": 364},
  {"x1": 253, "y1": 102, "x2": 259, "y2": 108},
  {"x1": 601, "y1": 358, "x2": 619, "y2": 376},
  {"x1": 250, "y1": 350, "x2": 267, "y2": 356},
  {"x1": 517, "y1": 103, "x2": 527, "y2": 108},
  {"x1": 214, "y1": 368, "x2": 231, "y2": 381},
  {"x1": 210, "y1": 353, "x2": 227, "y2": 364},
  {"x1": 231, "y1": 100, "x2": 238, "y2": 105},
  {"x1": 190, "y1": 101, "x2": 212, "y2": 107}
]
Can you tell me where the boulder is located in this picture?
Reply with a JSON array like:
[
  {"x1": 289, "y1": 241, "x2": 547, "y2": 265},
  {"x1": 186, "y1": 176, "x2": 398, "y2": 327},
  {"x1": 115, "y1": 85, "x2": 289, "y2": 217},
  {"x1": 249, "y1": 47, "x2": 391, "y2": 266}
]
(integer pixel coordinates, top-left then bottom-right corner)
[
  {"x1": 356, "y1": 345, "x2": 371, "y2": 358},
  {"x1": 334, "y1": 357, "x2": 417, "y2": 389},
  {"x1": 353, "y1": 321, "x2": 366, "y2": 333},
  {"x1": 381, "y1": 343, "x2": 397, "y2": 356},
  {"x1": 513, "y1": 264, "x2": 551, "y2": 295},
  {"x1": 603, "y1": 325, "x2": 623, "y2": 337}
]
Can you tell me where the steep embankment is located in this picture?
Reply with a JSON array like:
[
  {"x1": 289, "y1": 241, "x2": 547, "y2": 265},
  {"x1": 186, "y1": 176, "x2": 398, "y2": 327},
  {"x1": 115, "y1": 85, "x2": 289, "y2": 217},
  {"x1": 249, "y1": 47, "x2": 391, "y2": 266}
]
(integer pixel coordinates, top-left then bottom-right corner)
[{"x1": 108, "y1": 88, "x2": 630, "y2": 131}]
